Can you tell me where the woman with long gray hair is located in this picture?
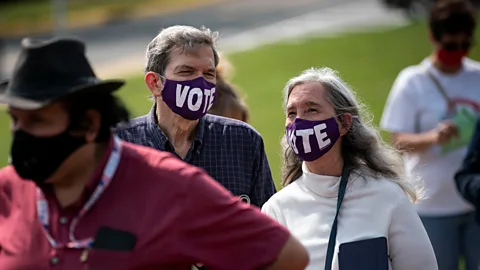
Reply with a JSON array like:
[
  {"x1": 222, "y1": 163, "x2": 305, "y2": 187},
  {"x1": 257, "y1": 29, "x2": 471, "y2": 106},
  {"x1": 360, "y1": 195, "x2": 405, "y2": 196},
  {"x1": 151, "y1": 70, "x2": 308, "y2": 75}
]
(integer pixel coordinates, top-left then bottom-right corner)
[{"x1": 261, "y1": 67, "x2": 437, "y2": 270}]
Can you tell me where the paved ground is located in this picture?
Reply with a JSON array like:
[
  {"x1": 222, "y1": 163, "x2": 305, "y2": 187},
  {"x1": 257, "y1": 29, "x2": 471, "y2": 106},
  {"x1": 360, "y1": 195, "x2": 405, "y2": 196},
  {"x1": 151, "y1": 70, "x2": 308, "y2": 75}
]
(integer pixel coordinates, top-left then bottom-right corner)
[{"x1": 0, "y1": 0, "x2": 407, "y2": 79}]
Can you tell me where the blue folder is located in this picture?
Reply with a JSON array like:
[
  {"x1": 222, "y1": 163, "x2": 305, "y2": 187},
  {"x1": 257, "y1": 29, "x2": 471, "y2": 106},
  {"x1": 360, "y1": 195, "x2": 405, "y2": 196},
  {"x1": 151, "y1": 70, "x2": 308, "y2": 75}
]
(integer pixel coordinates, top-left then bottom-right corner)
[{"x1": 338, "y1": 237, "x2": 389, "y2": 270}]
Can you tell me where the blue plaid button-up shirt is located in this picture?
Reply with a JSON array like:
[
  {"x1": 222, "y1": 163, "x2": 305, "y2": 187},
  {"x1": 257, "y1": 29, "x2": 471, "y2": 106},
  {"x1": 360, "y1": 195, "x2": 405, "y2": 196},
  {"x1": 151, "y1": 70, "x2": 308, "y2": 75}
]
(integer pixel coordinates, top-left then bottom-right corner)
[{"x1": 115, "y1": 106, "x2": 276, "y2": 207}]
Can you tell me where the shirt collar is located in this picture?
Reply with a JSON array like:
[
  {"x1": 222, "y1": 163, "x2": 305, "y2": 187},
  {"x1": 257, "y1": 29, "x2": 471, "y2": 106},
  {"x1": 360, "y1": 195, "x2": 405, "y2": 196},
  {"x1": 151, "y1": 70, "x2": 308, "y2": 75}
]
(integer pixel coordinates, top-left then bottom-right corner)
[
  {"x1": 85, "y1": 135, "x2": 115, "y2": 192},
  {"x1": 146, "y1": 105, "x2": 205, "y2": 153},
  {"x1": 301, "y1": 162, "x2": 342, "y2": 198},
  {"x1": 301, "y1": 162, "x2": 359, "y2": 199},
  {"x1": 422, "y1": 57, "x2": 466, "y2": 75},
  {"x1": 42, "y1": 135, "x2": 116, "y2": 213}
]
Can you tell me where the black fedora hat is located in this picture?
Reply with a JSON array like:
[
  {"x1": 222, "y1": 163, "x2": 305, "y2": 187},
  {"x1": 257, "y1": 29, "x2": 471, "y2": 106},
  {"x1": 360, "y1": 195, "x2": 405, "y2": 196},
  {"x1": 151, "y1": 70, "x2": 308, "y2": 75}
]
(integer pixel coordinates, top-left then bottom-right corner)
[{"x1": 0, "y1": 37, "x2": 124, "y2": 110}]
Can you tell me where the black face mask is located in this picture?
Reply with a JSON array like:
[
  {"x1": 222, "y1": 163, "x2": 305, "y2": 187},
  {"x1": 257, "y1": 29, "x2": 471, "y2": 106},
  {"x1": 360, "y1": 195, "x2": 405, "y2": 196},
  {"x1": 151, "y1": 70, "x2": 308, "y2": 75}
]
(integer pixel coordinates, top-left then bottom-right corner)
[{"x1": 10, "y1": 129, "x2": 87, "y2": 186}]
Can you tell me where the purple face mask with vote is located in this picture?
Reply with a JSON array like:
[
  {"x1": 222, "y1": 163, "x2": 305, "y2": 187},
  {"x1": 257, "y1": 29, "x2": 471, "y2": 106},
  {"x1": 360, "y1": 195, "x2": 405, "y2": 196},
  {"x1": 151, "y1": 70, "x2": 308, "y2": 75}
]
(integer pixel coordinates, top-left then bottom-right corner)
[
  {"x1": 161, "y1": 76, "x2": 216, "y2": 120},
  {"x1": 286, "y1": 117, "x2": 341, "y2": 162}
]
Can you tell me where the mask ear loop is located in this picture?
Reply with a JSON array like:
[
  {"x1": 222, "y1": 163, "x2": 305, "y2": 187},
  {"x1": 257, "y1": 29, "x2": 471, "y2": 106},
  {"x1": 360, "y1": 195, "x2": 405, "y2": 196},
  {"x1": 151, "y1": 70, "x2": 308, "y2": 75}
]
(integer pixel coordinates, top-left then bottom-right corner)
[
  {"x1": 336, "y1": 113, "x2": 359, "y2": 132},
  {"x1": 154, "y1": 72, "x2": 166, "y2": 90},
  {"x1": 335, "y1": 113, "x2": 360, "y2": 121}
]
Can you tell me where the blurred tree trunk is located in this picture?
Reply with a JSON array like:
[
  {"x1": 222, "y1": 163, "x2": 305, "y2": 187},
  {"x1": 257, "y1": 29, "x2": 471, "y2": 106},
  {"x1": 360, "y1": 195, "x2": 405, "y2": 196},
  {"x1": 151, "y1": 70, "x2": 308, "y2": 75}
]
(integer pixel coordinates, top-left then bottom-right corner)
[
  {"x1": 51, "y1": 0, "x2": 67, "y2": 35},
  {"x1": 0, "y1": 39, "x2": 5, "y2": 81}
]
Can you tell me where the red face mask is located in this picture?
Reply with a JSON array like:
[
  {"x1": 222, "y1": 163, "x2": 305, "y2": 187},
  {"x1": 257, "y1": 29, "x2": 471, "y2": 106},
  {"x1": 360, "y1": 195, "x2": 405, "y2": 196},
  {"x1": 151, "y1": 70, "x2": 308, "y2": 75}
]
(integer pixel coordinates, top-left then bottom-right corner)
[{"x1": 436, "y1": 48, "x2": 468, "y2": 67}]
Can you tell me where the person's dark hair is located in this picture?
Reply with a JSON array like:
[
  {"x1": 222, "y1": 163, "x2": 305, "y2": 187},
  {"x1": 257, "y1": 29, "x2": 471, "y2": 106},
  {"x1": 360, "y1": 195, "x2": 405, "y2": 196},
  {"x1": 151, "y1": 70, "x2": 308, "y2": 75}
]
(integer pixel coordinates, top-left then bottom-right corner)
[
  {"x1": 208, "y1": 53, "x2": 249, "y2": 122},
  {"x1": 209, "y1": 75, "x2": 249, "y2": 122},
  {"x1": 62, "y1": 91, "x2": 130, "y2": 142},
  {"x1": 429, "y1": 0, "x2": 477, "y2": 41}
]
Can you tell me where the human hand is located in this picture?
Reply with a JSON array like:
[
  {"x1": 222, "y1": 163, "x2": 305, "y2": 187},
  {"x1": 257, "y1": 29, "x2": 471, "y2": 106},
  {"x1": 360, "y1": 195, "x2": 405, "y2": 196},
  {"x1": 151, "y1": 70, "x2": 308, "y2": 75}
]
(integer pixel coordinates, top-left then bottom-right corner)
[{"x1": 429, "y1": 120, "x2": 459, "y2": 145}]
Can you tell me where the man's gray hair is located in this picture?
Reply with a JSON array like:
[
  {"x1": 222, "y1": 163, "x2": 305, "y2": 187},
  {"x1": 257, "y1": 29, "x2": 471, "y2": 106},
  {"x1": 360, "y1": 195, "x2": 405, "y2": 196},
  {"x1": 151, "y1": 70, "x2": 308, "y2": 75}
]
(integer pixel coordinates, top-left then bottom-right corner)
[
  {"x1": 145, "y1": 25, "x2": 220, "y2": 74},
  {"x1": 281, "y1": 67, "x2": 423, "y2": 203}
]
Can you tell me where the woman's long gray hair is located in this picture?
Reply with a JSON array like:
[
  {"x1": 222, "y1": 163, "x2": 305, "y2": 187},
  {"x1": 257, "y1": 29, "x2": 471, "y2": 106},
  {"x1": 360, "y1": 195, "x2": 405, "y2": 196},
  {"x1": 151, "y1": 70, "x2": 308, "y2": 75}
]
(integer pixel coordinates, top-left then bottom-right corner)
[{"x1": 281, "y1": 67, "x2": 422, "y2": 203}]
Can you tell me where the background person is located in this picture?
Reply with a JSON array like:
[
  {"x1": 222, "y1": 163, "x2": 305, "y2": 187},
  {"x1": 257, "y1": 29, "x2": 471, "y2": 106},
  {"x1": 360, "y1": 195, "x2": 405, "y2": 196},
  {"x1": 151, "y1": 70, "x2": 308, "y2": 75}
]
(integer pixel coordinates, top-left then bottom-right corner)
[
  {"x1": 455, "y1": 116, "x2": 480, "y2": 222},
  {"x1": 262, "y1": 67, "x2": 436, "y2": 270},
  {"x1": 208, "y1": 53, "x2": 249, "y2": 122},
  {"x1": 380, "y1": 0, "x2": 480, "y2": 269},
  {"x1": 116, "y1": 25, "x2": 274, "y2": 208}
]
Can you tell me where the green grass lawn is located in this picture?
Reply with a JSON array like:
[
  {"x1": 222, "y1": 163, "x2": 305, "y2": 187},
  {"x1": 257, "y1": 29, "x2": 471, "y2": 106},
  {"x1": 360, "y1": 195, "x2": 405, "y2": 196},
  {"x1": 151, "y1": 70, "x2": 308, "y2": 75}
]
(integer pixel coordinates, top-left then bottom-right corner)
[{"x1": 1, "y1": 21, "x2": 479, "y2": 188}]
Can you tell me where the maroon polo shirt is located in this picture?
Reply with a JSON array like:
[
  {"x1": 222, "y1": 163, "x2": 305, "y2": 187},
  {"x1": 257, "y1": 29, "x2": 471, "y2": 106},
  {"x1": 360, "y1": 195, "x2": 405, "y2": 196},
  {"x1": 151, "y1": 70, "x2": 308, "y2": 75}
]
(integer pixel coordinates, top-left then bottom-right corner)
[{"x1": 0, "y1": 137, "x2": 290, "y2": 270}]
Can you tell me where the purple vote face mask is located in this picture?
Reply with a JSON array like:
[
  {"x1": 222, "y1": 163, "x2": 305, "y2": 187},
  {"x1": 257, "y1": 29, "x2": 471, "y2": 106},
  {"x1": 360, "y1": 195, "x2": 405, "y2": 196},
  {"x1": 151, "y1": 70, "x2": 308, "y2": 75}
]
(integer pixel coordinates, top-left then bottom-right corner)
[
  {"x1": 161, "y1": 76, "x2": 216, "y2": 120},
  {"x1": 285, "y1": 117, "x2": 341, "y2": 162}
]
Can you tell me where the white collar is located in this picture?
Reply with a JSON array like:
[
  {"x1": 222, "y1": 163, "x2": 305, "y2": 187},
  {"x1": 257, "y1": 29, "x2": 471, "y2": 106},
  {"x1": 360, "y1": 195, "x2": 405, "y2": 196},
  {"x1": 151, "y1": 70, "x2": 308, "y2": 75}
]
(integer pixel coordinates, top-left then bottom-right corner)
[{"x1": 301, "y1": 162, "x2": 342, "y2": 198}]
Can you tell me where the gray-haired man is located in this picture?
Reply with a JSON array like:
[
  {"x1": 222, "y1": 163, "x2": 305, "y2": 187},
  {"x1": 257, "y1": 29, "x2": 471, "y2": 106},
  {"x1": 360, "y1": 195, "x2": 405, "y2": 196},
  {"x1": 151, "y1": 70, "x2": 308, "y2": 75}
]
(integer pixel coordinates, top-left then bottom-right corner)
[{"x1": 115, "y1": 25, "x2": 276, "y2": 208}]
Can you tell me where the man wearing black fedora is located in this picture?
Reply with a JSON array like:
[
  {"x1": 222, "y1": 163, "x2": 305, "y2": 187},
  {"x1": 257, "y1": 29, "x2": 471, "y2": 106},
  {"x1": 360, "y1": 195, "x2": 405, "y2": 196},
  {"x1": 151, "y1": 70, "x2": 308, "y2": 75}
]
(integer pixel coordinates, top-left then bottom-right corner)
[{"x1": 0, "y1": 37, "x2": 308, "y2": 270}]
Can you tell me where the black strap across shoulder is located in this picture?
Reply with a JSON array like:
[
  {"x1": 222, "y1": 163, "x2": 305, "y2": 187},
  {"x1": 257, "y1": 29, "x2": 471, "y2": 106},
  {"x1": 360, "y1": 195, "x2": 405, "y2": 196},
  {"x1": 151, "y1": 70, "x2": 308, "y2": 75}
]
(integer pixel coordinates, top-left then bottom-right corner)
[{"x1": 324, "y1": 168, "x2": 351, "y2": 270}]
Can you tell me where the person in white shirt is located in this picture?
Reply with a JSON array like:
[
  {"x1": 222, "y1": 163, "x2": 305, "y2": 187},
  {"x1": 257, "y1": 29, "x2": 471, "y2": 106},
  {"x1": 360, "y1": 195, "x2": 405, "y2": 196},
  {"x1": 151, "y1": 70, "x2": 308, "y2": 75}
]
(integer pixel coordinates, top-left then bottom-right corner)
[
  {"x1": 262, "y1": 67, "x2": 437, "y2": 270},
  {"x1": 380, "y1": 1, "x2": 480, "y2": 269}
]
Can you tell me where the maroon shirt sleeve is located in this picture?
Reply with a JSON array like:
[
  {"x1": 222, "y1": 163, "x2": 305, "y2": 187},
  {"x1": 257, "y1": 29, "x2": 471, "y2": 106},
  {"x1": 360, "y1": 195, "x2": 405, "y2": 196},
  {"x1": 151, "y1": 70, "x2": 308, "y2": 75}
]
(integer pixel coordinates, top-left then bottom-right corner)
[
  {"x1": 176, "y1": 167, "x2": 290, "y2": 270},
  {"x1": 0, "y1": 167, "x2": 14, "y2": 222}
]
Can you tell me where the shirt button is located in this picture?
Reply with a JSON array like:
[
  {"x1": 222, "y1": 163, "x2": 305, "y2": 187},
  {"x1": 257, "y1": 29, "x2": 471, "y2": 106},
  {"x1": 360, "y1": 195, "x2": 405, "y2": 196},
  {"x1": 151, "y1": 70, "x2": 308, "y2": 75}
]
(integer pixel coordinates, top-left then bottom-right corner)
[
  {"x1": 59, "y1": 217, "x2": 68, "y2": 224},
  {"x1": 51, "y1": 256, "x2": 59, "y2": 265}
]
